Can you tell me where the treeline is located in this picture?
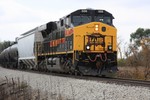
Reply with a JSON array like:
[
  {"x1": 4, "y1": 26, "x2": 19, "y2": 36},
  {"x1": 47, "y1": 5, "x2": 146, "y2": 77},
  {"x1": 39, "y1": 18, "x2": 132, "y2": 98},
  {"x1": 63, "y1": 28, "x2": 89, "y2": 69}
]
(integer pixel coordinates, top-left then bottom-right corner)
[
  {"x1": 118, "y1": 28, "x2": 150, "y2": 66},
  {"x1": 0, "y1": 41, "x2": 15, "y2": 53},
  {"x1": 117, "y1": 28, "x2": 150, "y2": 80}
]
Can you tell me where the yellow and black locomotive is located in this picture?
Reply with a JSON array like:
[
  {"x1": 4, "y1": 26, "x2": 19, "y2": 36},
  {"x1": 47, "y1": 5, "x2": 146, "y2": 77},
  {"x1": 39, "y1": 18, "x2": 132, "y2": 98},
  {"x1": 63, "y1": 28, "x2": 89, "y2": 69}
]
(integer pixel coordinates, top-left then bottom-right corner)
[{"x1": 37, "y1": 9, "x2": 118, "y2": 76}]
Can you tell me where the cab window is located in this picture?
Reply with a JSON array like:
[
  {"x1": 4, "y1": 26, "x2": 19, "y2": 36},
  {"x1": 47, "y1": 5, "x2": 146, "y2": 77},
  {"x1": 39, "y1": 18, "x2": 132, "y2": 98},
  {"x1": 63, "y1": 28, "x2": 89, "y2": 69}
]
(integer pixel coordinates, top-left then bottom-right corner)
[{"x1": 72, "y1": 16, "x2": 92, "y2": 26}]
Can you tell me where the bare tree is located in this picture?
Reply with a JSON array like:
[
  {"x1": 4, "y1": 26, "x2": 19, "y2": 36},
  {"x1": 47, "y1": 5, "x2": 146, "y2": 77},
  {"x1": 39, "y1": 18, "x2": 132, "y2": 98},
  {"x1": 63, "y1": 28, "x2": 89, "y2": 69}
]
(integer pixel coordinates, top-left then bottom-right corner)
[
  {"x1": 127, "y1": 28, "x2": 150, "y2": 80},
  {"x1": 117, "y1": 37, "x2": 123, "y2": 59}
]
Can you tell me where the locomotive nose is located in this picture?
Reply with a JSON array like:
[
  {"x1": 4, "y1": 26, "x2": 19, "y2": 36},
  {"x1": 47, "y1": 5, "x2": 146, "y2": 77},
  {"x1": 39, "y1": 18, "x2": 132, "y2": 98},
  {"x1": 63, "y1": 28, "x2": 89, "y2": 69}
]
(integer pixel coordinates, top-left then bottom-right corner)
[{"x1": 84, "y1": 33, "x2": 106, "y2": 51}]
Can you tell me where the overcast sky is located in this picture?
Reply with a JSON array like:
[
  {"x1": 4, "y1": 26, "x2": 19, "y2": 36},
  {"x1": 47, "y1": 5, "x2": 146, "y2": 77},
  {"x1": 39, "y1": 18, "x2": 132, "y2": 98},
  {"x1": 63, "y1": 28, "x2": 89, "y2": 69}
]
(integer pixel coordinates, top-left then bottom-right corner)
[{"x1": 0, "y1": 0, "x2": 150, "y2": 43}]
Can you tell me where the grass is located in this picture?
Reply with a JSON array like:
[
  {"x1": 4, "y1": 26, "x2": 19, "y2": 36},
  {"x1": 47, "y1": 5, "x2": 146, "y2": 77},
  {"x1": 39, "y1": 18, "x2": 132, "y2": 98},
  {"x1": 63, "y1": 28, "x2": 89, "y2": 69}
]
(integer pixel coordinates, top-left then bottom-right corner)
[
  {"x1": 0, "y1": 76, "x2": 73, "y2": 100},
  {"x1": 0, "y1": 77, "x2": 50, "y2": 100},
  {"x1": 116, "y1": 66, "x2": 150, "y2": 81}
]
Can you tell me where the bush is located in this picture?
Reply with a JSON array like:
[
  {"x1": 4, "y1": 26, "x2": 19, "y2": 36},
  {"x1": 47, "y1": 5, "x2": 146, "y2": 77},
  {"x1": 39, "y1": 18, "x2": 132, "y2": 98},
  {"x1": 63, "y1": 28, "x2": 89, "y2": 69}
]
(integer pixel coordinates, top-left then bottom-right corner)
[{"x1": 117, "y1": 59, "x2": 126, "y2": 67}]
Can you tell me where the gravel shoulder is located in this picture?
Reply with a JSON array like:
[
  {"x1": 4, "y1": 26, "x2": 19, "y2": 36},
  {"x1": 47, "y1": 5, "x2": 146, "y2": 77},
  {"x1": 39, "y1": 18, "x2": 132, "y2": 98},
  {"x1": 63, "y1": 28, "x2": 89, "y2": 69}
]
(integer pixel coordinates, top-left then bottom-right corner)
[{"x1": 0, "y1": 66, "x2": 149, "y2": 100}]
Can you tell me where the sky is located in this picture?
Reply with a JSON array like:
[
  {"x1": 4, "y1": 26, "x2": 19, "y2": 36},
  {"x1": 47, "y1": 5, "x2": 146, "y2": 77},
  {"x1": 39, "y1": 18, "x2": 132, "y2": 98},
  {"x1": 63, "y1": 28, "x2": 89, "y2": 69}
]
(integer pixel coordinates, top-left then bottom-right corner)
[{"x1": 0, "y1": 0, "x2": 150, "y2": 44}]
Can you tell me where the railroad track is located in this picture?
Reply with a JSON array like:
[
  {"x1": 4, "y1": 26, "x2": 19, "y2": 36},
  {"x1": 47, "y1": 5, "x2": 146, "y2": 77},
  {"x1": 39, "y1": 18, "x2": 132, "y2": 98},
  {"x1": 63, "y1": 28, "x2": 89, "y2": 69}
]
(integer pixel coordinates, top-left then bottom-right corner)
[
  {"x1": 96, "y1": 77, "x2": 150, "y2": 87},
  {"x1": 2, "y1": 67, "x2": 150, "y2": 88},
  {"x1": 65, "y1": 75, "x2": 150, "y2": 88}
]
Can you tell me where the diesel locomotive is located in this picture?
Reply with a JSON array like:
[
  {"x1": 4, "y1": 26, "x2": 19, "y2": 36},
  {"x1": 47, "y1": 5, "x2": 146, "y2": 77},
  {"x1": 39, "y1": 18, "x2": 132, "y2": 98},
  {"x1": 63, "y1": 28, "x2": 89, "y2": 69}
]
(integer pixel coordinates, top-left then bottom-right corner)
[{"x1": 0, "y1": 9, "x2": 118, "y2": 76}]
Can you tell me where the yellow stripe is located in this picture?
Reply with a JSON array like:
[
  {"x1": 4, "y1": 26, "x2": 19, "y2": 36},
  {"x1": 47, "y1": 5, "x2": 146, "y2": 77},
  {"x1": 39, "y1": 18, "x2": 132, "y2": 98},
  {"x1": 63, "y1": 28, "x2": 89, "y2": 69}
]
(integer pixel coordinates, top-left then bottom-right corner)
[
  {"x1": 83, "y1": 51, "x2": 114, "y2": 53},
  {"x1": 38, "y1": 51, "x2": 74, "y2": 56}
]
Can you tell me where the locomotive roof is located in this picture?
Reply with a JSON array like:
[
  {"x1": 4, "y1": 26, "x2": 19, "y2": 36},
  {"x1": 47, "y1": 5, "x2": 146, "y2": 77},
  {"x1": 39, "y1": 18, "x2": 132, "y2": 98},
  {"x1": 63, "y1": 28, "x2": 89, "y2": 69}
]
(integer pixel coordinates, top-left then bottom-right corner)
[
  {"x1": 64, "y1": 9, "x2": 114, "y2": 19},
  {"x1": 21, "y1": 21, "x2": 57, "y2": 36}
]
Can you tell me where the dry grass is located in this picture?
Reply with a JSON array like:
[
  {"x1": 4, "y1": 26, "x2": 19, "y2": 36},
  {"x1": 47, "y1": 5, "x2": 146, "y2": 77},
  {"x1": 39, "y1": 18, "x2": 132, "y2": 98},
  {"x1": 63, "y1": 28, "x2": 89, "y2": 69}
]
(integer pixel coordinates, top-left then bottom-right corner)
[
  {"x1": 0, "y1": 76, "x2": 71, "y2": 100},
  {"x1": 116, "y1": 66, "x2": 150, "y2": 81},
  {"x1": 0, "y1": 77, "x2": 49, "y2": 100}
]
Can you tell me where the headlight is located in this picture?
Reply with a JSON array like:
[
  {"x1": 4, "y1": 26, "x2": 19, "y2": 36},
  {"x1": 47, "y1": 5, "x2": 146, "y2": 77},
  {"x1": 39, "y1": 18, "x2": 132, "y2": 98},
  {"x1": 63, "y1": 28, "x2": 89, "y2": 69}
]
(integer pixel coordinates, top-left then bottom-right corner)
[
  {"x1": 95, "y1": 25, "x2": 99, "y2": 31},
  {"x1": 95, "y1": 25, "x2": 99, "y2": 28},
  {"x1": 108, "y1": 45, "x2": 112, "y2": 50},
  {"x1": 86, "y1": 45, "x2": 90, "y2": 50}
]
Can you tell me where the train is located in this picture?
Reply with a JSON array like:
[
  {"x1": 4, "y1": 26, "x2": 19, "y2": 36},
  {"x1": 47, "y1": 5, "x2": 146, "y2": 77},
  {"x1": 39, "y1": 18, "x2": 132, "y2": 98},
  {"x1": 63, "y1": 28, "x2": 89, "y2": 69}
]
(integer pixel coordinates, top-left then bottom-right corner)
[{"x1": 0, "y1": 9, "x2": 118, "y2": 77}]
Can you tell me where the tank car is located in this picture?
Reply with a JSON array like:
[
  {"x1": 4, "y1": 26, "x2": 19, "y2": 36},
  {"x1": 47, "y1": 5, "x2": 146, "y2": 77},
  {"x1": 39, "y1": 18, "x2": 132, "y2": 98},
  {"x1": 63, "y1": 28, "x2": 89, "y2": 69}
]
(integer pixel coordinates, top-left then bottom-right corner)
[
  {"x1": 0, "y1": 50, "x2": 6, "y2": 67},
  {"x1": 8, "y1": 44, "x2": 18, "y2": 68},
  {"x1": 0, "y1": 44, "x2": 18, "y2": 68}
]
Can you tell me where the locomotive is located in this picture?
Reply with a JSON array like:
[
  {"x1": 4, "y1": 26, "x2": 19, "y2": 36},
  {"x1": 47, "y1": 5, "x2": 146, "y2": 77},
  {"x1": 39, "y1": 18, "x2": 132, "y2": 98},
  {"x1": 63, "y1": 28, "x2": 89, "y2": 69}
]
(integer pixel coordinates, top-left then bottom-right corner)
[{"x1": 0, "y1": 9, "x2": 118, "y2": 76}]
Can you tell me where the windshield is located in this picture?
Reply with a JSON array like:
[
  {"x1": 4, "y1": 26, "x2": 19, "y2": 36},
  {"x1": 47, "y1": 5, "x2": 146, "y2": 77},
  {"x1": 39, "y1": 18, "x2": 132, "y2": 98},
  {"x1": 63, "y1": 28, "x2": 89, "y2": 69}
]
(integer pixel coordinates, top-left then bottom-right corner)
[
  {"x1": 94, "y1": 16, "x2": 112, "y2": 25},
  {"x1": 72, "y1": 16, "x2": 92, "y2": 26},
  {"x1": 72, "y1": 15, "x2": 112, "y2": 26}
]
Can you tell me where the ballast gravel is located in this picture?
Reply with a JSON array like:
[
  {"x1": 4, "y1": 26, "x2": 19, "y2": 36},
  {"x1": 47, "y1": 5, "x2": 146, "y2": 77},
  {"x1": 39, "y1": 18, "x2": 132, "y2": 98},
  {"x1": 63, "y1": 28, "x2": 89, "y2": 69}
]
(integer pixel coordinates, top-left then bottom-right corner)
[{"x1": 0, "y1": 67, "x2": 149, "y2": 100}]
